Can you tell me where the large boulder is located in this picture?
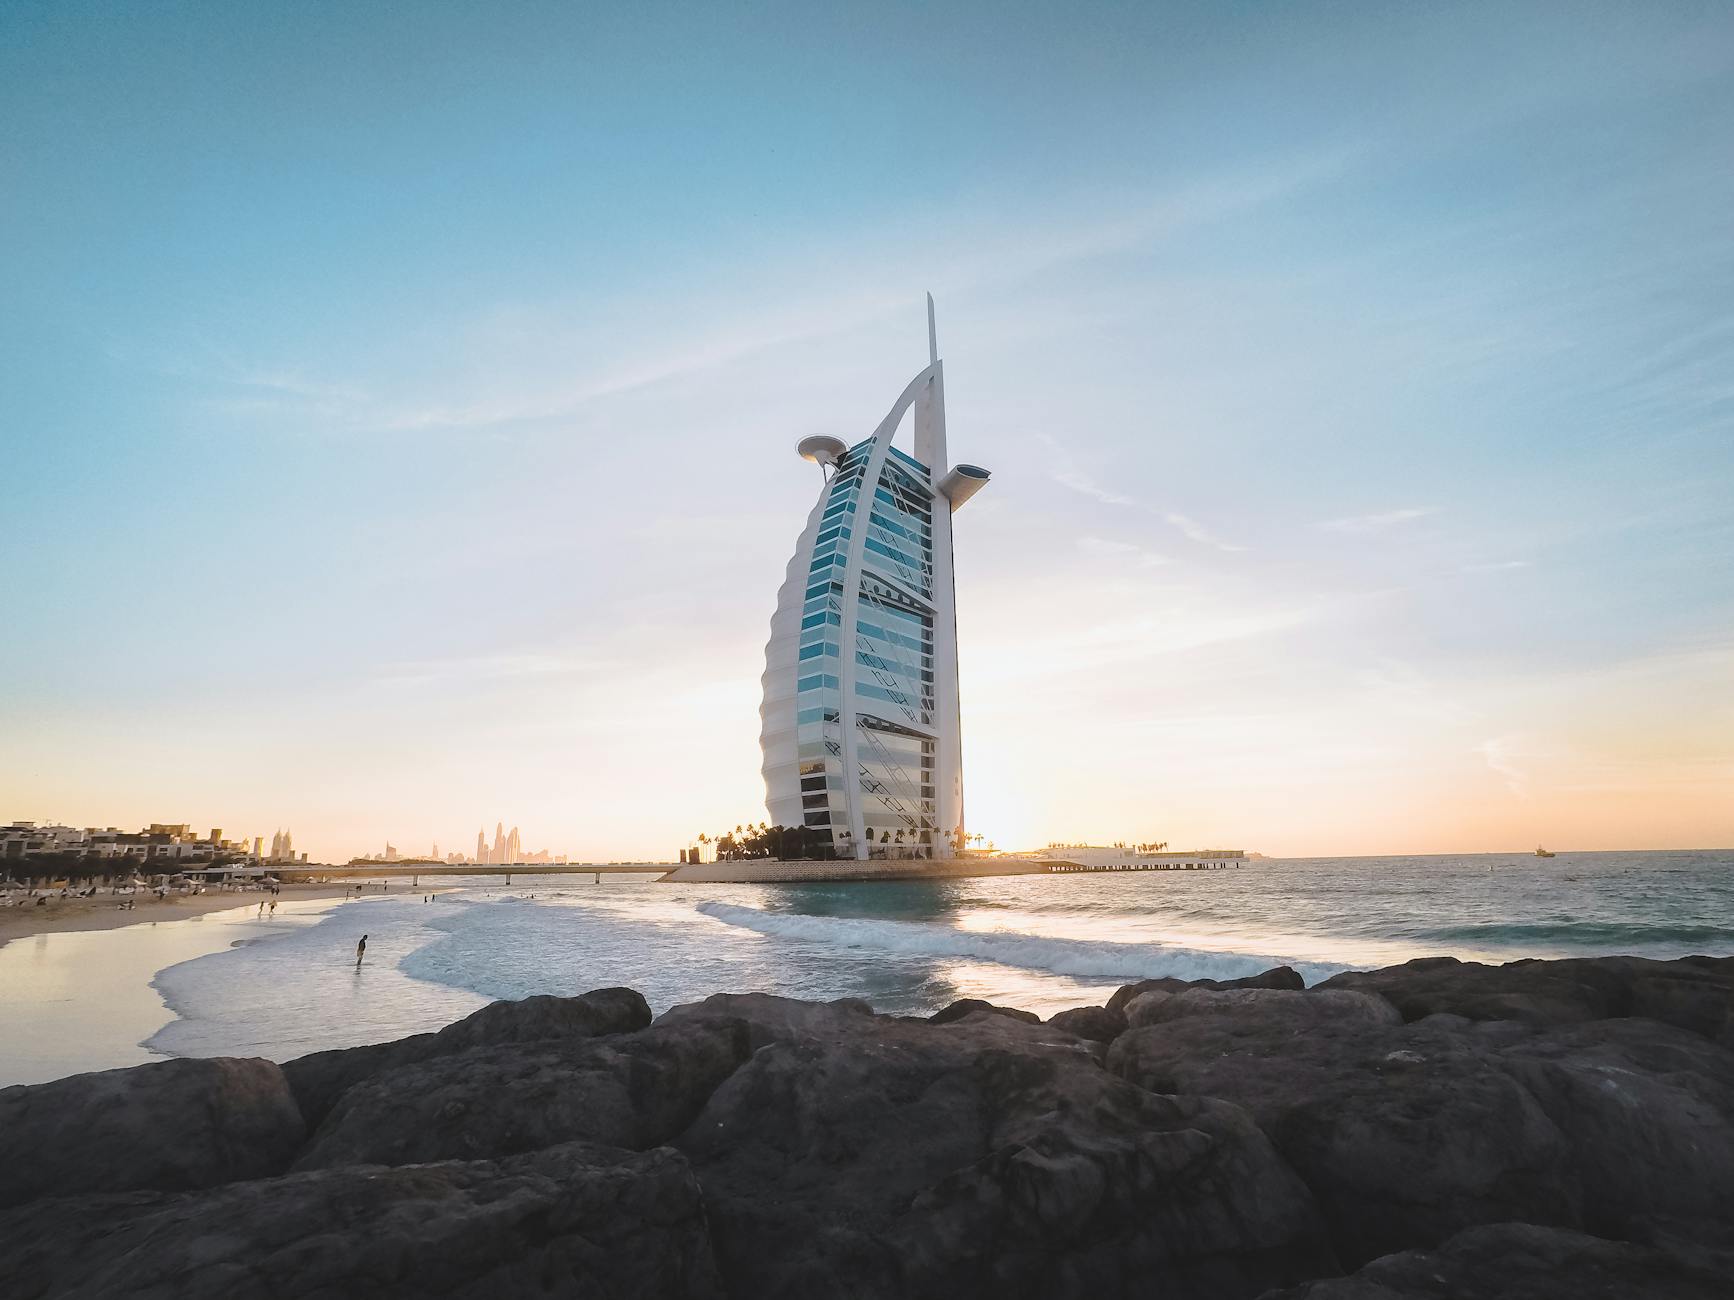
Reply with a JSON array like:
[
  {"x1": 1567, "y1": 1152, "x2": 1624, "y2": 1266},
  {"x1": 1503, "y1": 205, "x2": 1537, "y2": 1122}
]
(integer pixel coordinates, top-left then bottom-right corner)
[
  {"x1": 437, "y1": 986, "x2": 653, "y2": 1049},
  {"x1": 1258, "y1": 1221, "x2": 1733, "y2": 1299},
  {"x1": 654, "y1": 990, "x2": 880, "y2": 1052},
  {"x1": 675, "y1": 1005, "x2": 1334, "y2": 1298},
  {"x1": 1141, "y1": 988, "x2": 1402, "y2": 1029},
  {"x1": 0, "y1": 1141, "x2": 723, "y2": 1299},
  {"x1": 0, "y1": 1056, "x2": 304, "y2": 1208},
  {"x1": 1122, "y1": 989, "x2": 1176, "y2": 1028},
  {"x1": 929, "y1": 998, "x2": 1042, "y2": 1026},
  {"x1": 1126, "y1": 986, "x2": 1398, "y2": 1032},
  {"x1": 1494, "y1": 1017, "x2": 1734, "y2": 1241},
  {"x1": 282, "y1": 986, "x2": 651, "y2": 1128},
  {"x1": 1319, "y1": 956, "x2": 1734, "y2": 1045},
  {"x1": 1045, "y1": 1004, "x2": 1128, "y2": 1043},
  {"x1": 1107, "y1": 1007, "x2": 1577, "y2": 1266},
  {"x1": 1107, "y1": 965, "x2": 1305, "y2": 1015},
  {"x1": 294, "y1": 1016, "x2": 751, "y2": 1171}
]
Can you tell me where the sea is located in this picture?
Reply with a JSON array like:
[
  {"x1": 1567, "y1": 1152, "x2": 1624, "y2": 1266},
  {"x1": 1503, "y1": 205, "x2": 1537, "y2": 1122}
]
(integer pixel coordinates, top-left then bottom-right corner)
[{"x1": 136, "y1": 849, "x2": 1732, "y2": 1066}]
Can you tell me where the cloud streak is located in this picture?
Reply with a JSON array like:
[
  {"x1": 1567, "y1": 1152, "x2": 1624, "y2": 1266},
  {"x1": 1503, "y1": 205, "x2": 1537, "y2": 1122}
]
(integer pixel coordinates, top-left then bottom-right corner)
[
  {"x1": 1318, "y1": 508, "x2": 1435, "y2": 534},
  {"x1": 1038, "y1": 436, "x2": 1248, "y2": 552},
  {"x1": 1077, "y1": 536, "x2": 1172, "y2": 567},
  {"x1": 1165, "y1": 511, "x2": 1247, "y2": 552}
]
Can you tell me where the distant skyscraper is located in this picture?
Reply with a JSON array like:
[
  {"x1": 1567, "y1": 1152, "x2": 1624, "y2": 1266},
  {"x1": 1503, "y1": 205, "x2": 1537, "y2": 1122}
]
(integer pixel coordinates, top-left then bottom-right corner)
[
  {"x1": 476, "y1": 829, "x2": 486, "y2": 864},
  {"x1": 506, "y1": 826, "x2": 521, "y2": 863},
  {"x1": 493, "y1": 822, "x2": 505, "y2": 863},
  {"x1": 759, "y1": 298, "x2": 988, "y2": 860},
  {"x1": 270, "y1": 829, "x2": 282, "y2": 860}
]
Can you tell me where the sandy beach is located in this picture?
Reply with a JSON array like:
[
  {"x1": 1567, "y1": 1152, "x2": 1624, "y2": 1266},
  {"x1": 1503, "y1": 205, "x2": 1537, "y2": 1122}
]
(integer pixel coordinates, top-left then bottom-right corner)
[
  {"x1": 0, "y1": 891, "x2": 374, "y2": 1086},
  {"x1": 0, "y1": 882, "x2": 385, "y2": 949}
]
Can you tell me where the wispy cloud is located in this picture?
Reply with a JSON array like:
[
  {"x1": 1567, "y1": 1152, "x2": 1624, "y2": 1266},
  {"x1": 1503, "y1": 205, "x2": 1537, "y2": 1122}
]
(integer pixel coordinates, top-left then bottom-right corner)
[
  {"x1": 1478, "y1": 735, "x2": 1532, "y2": 798},
  {"x1": 1077, "y1": 536, "x2": 1172, "y2": 567},
  {"x1": 1038, "y1": 435, "x2": 1246, "y2": 551},
  {"x1": 1318, "y1": 507, "x2": 1435, "y2": 534},
  {"x1": 142, "y1": 145, "x2": 1365, "y2": 439},
  {"x1": 1462, "y1": 559, "x2": 1533, "y2": 573},
  {"x1": 1054, "y1": 469, "x2": 1137, "y2": 507},
  {"x1": 1164, "y1": 511, "x2": 1247, "y2": 552},
  {"x1": 374, "y1": 652, "x2": 606, "y2": 689}
]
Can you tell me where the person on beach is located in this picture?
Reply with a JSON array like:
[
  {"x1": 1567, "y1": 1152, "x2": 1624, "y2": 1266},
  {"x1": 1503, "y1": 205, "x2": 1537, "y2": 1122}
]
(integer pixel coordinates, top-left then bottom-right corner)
[
  {"x1": 269, "y1": 898, "x2": 277, "y2": 917},
  {"x1": 355, "y1": 934, "x2": 368, "y2": 966},
  {"x1": 258, "y1": 901, "x2": 266, "y2": 916}
]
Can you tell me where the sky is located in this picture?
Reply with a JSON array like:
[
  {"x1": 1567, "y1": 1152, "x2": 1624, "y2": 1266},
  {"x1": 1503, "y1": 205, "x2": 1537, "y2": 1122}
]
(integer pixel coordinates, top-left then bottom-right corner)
[{"x1": 3, "y1": 1, "x2": 1731, "y2": 862}]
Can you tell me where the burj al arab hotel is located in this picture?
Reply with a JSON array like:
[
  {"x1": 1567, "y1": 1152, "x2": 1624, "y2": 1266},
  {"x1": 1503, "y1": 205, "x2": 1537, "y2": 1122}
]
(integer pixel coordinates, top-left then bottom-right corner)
[{"x1": 759, "y1": 299, "x2": 989, "y2": 860}]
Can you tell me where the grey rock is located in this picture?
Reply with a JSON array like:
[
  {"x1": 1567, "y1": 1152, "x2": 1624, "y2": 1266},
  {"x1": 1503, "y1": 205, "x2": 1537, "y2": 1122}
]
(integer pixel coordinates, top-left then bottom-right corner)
[
  {"x1": 1146, "y1": 987, "x2": 1403, "y2": 1029},
  {"x1": 655, "y1": 990, "x2": 880, "y2": 1052},
  {"x1": 1107, "y1": 1011, "x2": 1577, "y2": 1266},
  {"x1": 1257, "y1": 1221, "x2": 1733, "y2": 1299},
  {"x1": 928, "y1": 997, "x2": 1042, "y2": 1026},
  {"x1": 0, "y1": 1056, "x2": 304, "y2": 1209},
  {"x1": 675, "y1": 1006, "x2": 1334, "y2": 1298},
  {"x1": 1107, "y1": 965, "x2": 1306, "y2": 1015},
  {"x1": 0, "y1": 1141, "x2": 723, "y2": 1300},
  {"x1": 282, "y1": 986, "x2": 651, "y2": 1128},
  {"x1": 1122, "y1": 989, "x2": 1175, "y2": 1027},
  {"x1": 294, "y1": 1016, "x2": 751, "y2": 1171},
  {"x1": 1045, "y1": 1004, "x2": 1128, "y2": 1042},
  {"x1": 1495, "y1": 1017, "x2": 1734, "y2": 1240},
  {"x1": 1320, "y1": 955, "x2": 1734, "y2": 1045}
]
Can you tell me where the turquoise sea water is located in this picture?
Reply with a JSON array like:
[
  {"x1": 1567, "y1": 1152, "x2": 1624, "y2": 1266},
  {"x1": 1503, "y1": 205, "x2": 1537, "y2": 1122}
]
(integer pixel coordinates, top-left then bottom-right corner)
[{"x1": 138, "y1": 850, "x2": 1734, "y2": 1066}]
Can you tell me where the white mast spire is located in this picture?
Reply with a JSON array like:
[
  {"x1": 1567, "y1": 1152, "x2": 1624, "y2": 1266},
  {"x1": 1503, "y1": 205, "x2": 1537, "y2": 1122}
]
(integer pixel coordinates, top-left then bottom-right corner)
[{"x1": 926, "y1": 291, "x2": 938, "y2": 365}]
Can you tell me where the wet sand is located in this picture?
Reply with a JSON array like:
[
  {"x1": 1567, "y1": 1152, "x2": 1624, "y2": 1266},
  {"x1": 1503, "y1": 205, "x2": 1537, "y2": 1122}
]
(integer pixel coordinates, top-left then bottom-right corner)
[
  {"x1": 0, "y1": 883, "x2": 379, "y2": 949},
  {"x1": 0, "y1": 894, "x2": 358, "y2": 1086}
]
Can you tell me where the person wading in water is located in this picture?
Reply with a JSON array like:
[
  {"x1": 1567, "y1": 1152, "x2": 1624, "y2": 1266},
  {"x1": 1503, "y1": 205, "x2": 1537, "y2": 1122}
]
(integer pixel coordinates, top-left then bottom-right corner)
[{"x1": 355, "y1": 934, "x2": 368, "y2": 967}]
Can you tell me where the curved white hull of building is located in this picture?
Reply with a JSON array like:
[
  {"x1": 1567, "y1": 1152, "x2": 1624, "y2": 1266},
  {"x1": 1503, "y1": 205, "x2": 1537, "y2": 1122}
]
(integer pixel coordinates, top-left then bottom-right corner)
[{"x1": 758, "y1": 304, "x2": 985, "y2": 861}]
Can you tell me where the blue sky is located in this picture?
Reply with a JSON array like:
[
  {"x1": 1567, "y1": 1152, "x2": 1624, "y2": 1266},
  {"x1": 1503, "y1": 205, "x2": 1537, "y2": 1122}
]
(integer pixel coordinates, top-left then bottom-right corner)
[{"x1": 3, "y1": 1, "x2": 1731, "y2": 860}]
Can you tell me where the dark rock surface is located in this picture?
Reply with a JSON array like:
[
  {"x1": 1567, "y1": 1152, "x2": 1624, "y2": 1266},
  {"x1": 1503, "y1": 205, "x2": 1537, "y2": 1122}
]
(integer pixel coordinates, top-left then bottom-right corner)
[
  {"x1": 1257, "y1": 1222, "x2": 1734, "y2": 1299},
  {"x1": 1106, "y1": 963, "x2": 1306, "y2": 1015},
  {"x1": 294, "y1": 1016, "x2": 751, "y2": 1170},
  {"x1": 1495, "y1": 1017, "x2": 1734, "y2": 1240},
  {"x1": 1140, "y1": 986, "x2": 1403, "y2": 1028},
  {"x1": 1320, "y1": 954, "x2": 1734, "y2": 1045},
  {"x1": 674, "y1": 997, "x2": 1333, "y2": 1298},
  {"x1": 1107, "y1": 979, "x2": 1734, "y2": 1269},
  {"x1": 1045, "y1": 1003, "x2": 1128, "y2": 1041},
  {"x1": 0, "y1": 1141, "x2": 722, "y2": 1300},
  {"x1": 928, "y1": 996, "x2": 1042, "y2": 1025},
  {"x1": 0, "y1": 1056, "x2": 304, "y2": 1208},
  {"x1": 1108, "y1": 1004, "x2": 1578, "y2": 1266},
  {"x1": 6, "y1": 960, "x2": 1733, "y2": 1298},
  {"x1": 282, "y1": 985, "x2": 650, "y2": 1127},
  {"x1": 654, "y1": 989, "x2": 880, "y2": 1051}
]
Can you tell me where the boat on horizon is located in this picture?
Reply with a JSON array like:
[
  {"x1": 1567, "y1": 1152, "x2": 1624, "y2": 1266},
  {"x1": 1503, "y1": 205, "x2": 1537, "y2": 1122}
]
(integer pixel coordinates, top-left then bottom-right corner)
[{"x1": 1534, "y1": 845, "x2": 1556, "y2": 858}]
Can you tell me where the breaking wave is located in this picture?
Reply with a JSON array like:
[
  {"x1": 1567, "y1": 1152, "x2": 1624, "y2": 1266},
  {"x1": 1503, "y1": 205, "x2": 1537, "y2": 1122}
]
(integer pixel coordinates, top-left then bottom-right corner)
[{"x1": 696, "y1": 901, "x2": 1350, "y2": 985}]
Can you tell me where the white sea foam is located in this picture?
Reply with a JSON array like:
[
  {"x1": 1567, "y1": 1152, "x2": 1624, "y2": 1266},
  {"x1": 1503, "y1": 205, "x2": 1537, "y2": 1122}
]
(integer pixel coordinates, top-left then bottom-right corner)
[{"x1": 696, "y1": 901, "x2": 1350, "y2": 985}]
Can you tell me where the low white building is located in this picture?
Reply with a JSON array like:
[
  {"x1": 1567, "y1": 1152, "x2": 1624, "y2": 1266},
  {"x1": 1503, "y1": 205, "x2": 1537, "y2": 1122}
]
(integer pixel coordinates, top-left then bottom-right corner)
[{"x1": 2, "y1": 821, "x2": 264, "y2": 865}]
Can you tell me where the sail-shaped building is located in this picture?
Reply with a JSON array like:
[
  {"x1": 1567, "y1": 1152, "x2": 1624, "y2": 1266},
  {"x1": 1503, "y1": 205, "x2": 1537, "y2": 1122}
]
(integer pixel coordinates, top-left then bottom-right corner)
[{"x1": 758, "y1": 299, "x2": 989, "y2": 860}]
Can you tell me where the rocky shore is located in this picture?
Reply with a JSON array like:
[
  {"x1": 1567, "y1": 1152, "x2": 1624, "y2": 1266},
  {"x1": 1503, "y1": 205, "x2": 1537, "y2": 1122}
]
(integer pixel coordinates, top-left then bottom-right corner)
[{"x1": 1, "y1": 953, "x2": 1730, "y2": 1298}]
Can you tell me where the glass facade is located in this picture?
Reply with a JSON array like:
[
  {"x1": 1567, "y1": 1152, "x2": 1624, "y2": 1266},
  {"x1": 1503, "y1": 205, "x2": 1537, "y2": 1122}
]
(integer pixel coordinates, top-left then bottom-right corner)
[
  {"x1": 790, "y1": 440, "x2": 940, "y2": 858},
  {"x1": 761, "y1": 320, "x2": 981, "y2": 865}
]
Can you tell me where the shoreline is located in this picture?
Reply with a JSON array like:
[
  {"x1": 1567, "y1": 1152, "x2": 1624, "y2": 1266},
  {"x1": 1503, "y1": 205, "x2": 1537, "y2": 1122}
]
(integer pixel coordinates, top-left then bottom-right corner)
[
  {"x1": 0, "y1": 883, "x2": 372, "y2": 950},
  {"x1": 290, "y1": 863, "x2": 671, "y2": 879},
  {"x1": 0, "y1": 892, "x2": 362, "y2": 1087}
]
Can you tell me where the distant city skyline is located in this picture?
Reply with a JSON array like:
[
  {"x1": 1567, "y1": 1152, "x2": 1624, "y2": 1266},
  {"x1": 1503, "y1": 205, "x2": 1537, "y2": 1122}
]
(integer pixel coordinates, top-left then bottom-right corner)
[{"x1": 3, "y1": 3, "x2": 1731, "y2": 861}]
